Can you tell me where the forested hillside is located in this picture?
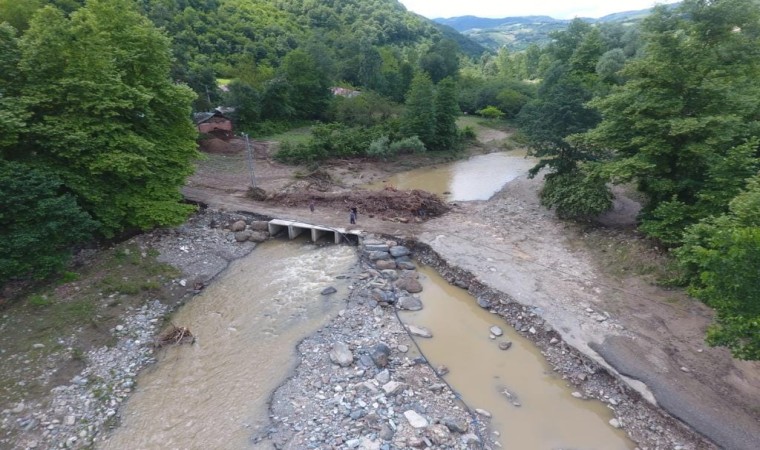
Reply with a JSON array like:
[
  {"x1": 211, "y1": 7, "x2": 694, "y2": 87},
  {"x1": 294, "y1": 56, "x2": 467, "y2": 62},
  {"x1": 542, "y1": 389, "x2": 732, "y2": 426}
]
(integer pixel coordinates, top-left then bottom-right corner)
[{"x1": 510, "y1": 0, "x2": 760, "y2": 359}]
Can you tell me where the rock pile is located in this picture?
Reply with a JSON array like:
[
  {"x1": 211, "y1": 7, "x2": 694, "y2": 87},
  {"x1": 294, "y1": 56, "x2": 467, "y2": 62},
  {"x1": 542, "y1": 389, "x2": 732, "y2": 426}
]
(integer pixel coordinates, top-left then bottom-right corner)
[{"x1": 265, "y1": 236, "x2": 489, "y2": 449}]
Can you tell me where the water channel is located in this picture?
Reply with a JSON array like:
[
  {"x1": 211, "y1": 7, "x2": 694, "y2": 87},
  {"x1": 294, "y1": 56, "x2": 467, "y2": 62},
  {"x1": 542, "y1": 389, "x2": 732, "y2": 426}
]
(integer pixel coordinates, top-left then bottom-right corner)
[
  {"x1": 401, "y1": 266, "x2": 634, "y2": 449},
  {"x1": 101, "y1": 152, "x2": 634, "y2": 449},
  {"x1": 100, "y1": 240, "x2": 359, "y2": 449}
]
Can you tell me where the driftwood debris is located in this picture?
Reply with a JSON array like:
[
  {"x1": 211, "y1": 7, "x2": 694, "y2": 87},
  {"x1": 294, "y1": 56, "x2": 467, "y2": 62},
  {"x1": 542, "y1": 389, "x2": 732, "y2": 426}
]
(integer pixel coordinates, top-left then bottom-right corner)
[{"x1": 155, "y1": 325, "x2": 194, "y2": 347}]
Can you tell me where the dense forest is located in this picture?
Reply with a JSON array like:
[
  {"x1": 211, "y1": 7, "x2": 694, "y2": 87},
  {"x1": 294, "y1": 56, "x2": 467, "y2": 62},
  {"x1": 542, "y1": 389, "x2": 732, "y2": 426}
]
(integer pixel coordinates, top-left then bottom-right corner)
[{"x1": 0, "y1": 0, "x2": 758, "y2": 359}]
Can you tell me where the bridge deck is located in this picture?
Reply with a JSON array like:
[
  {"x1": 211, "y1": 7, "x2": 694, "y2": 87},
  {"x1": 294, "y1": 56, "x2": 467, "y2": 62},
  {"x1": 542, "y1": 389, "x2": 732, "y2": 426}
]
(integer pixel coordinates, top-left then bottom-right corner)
[{"x1": 268, "y1": 219, "x2": 361, "y2": 244}]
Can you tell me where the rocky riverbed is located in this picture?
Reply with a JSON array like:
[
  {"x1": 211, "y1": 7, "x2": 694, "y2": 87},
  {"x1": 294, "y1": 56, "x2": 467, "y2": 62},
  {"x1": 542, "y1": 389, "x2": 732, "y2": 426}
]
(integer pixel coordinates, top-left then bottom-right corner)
[{"x1": 1, "y1": 207, "x2": 712, "y2": 449}]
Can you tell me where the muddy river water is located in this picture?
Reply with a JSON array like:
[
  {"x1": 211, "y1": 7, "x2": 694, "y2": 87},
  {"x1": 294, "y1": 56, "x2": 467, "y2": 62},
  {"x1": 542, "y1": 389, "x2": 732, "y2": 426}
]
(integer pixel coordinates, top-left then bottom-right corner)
[
  {"x1": 101, "y1": 153, "x2": 634, "y2": 449},
  {"x1": 402, "y1": 266, "x2": 633, "y2": 449},
  {"x1": 101, "y1": 241, "x2": 359, "y2": 449},
  {"x1": 364, "y1": 150, "x2": 535, "y2": 201}
]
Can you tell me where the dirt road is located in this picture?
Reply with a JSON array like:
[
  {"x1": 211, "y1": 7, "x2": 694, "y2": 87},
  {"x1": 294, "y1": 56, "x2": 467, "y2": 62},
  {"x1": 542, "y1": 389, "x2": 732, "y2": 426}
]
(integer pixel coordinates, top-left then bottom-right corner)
[{"x1": 184, "y1": 129, "x2": 760, "y2": 449}]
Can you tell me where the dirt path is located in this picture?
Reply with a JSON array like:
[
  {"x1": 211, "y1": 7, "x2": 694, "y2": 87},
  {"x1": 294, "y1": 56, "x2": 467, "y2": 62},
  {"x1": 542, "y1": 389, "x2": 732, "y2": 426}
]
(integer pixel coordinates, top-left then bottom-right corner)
[{"x1": 183, "y1": 128, "x2": 760, "y2": 449}]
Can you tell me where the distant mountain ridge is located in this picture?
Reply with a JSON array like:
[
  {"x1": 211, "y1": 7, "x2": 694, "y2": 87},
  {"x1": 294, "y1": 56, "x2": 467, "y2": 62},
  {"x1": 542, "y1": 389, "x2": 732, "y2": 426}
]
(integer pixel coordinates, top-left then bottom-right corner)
[{"x1": 434, "y1": 4, "x2": 680, "y2": 50}]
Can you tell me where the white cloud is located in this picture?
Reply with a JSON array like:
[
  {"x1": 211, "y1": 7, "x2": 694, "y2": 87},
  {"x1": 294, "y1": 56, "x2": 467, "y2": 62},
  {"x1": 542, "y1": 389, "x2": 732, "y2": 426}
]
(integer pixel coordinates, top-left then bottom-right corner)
[{"x1": 398, "y1": 0, "x2": 680, "y2": 20}]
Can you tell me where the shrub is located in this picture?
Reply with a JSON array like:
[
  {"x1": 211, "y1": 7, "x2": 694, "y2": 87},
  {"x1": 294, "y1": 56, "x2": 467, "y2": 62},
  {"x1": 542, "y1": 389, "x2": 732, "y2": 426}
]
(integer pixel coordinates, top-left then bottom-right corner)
[
  {"x1": 367, "y1": 136, "x2": 391, "y2": 157},
  {"x1": 540, "y1": 168, "x2": 612, "y2": 220},
  {"x1": 389, "y1": 136, "x2": 426, "y2": 155},
  {"x1": 476, "y1": 106, "x2": 505, "y2": 120}
]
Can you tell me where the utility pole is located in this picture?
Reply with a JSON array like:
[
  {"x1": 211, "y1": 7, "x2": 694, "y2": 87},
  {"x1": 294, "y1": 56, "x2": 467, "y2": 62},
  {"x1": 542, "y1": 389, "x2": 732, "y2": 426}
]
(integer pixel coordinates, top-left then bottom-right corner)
[{"x1": 244, "y1": 133, "x2": 256, "y2": 188}]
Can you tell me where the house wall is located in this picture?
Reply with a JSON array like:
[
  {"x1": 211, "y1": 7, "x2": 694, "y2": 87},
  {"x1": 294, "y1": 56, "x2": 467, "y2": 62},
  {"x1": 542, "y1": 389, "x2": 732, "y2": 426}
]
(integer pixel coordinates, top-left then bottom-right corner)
[{"x1": 198, "y1": 118, "x2": 233, "y2": 134}]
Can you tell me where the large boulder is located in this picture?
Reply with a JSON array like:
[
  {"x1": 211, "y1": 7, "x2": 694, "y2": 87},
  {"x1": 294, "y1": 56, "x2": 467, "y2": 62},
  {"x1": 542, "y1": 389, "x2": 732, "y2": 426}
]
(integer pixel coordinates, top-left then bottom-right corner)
[
  {"x1": 230, "y1": 220, "x2": 247, "y2": 232},
  {"x1": 389, "y1": 245, "x2": 411, "y2": 258},
  {"x1": 368, "y1": 251, "x2": 391, "y2": 261},
  {"x1": 250, "y1": 221, "x2": 269, "y2": 231},
  {"x1": 395, "y1": 277, "x2": 423, "y2": 293},
  {"x1": 375, "y1": 259, "x2": 397, "y2": 270},
  {"x1": 234, "y1": 231, "x2": 252, "y2": 242},
  {"x1": 248, "y1": 231, "x2": 269, "y2": 243}
]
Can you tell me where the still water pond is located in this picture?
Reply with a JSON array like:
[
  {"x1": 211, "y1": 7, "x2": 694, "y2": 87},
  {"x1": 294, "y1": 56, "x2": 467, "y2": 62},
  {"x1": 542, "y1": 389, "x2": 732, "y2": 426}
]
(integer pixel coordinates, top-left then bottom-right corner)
[{"x1": 365, "y1": 150, "x2": 535, "y2": 201}]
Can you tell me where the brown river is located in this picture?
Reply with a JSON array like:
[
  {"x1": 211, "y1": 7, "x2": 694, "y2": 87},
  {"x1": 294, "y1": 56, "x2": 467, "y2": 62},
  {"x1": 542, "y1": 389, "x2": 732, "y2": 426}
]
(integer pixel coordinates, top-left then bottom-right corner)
[{"x1": 100, "y1": 152, "x2": 634, "y2": 449}]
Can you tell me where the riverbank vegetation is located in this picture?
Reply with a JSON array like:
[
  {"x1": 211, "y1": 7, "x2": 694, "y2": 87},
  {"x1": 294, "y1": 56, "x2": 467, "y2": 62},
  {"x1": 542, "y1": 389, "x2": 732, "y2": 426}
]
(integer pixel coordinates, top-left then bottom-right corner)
[{"x1": 1, "y1": 0, "x2": 757, "y2": 359}]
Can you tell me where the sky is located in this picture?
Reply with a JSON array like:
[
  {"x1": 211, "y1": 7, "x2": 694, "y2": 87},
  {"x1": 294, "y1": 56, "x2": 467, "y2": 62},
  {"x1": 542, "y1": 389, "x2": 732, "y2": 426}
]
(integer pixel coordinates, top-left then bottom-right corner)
[{"x1": 397, "y1": 0, "x2": 680, "y2": 20}]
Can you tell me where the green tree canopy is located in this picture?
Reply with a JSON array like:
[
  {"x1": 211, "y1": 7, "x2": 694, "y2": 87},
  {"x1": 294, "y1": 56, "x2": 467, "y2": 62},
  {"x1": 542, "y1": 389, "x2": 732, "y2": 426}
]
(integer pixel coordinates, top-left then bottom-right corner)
[
  {"x1": 0, "y1": 161, "x2": 96, "y2": 284},
  {"x1": 7, "y1": 0, "x2": 198, "y2": 236},
  {"x1": 582, "y1": 0, "x2": 760, "y2": 245}
]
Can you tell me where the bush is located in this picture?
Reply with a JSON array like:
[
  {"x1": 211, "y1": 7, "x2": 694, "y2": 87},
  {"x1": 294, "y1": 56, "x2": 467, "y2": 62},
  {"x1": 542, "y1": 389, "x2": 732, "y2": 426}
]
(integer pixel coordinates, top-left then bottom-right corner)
[
  {"x1": 540, "y1": 169, "x2": 612, "y2": 220},
  {"x1": 367, "y1": 136, "x2": 391, "y2": 157},
  {"x1": 476, "y1": 106, "x2": 505, "y2": 120},
  {"x1": 389, "y1": 136, "x2": 426, "y2": 154},
  {"x1": 274, "y1": 123, "x2": 383, "y2": 164}
]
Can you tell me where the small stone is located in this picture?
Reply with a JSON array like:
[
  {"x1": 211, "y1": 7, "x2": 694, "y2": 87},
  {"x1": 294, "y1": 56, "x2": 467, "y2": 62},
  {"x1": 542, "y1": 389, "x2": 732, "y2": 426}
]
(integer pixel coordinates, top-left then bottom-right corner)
[
  {"x1": 64, "y1": 415, "x2": 75, "y2": 426},
  {"x1": 680, "y1": 366, "x2": 691, "y2": 373},
  {"x1": 549, "y1": 338, "x2": 559, "y2": 345},
  {"x1": 115, "y1": 325, "x2": 124, "y2": 332},
  {"x1": 437, "y1": 365, "x2": 449, "y2": 376},
  {"x1": 498, "y1": 341, "x2": 512, "y2": 351},
  {"x1": 375, "y1": 369, "x2": 390, "y2": 384},
  {"x1": 370, "y1": 343, "x2": 392, "y2": 368},
  {"x1": 403, "y1": 410, "x2": 428, "y2": 428},
  {"x1": 609, "y1": 418, "x2": 622, "y2": 429},
  {"x1": 320, "y1": 286, "x2": 337, "y2": 295},
  {"x1": 329, "y1": 342, "x2": 354, "y2": 367},
  {"x1": 12, "y1": 402, "x2": 24, "y2": 414},
  {"x1": 368, "y1": 251, "x2": 391, "y2": 261},
  {"x1": 407, "y1": 325, "x2": 433, "y2": 338},
  {"x1": 382, "y1": 381, "x2": 405, "y2": 396},
  {"x1": 571, "y1": 392, "x2": 583, "y2": 399},
  {"x1": 443, "y1": 417, "x2": 468, "y2": 433},
  {"x1": 490, "y1": 326, "x2": 503, "y2": 337},
  {"x1": 528, "y1": 326, "x2": 537, "y2": 334},
  {"x1": 32, "y1": 343, "x2": 45, "y2": 349},
  {"x1": 397, "y1": 344, "x2": 409, "y2": 353},
  {"x1": 397, "y1": 296, "x2": 423, "y2": 311},
  {"x1": 475, "y1": 408, "x2": 492, "y2": 418},
  {"x1": 477, "y1": 297, "x2": 491, "y2": 309},
  {"x1": 461, "y1": 433, "x2": 481, "y2": 445}
]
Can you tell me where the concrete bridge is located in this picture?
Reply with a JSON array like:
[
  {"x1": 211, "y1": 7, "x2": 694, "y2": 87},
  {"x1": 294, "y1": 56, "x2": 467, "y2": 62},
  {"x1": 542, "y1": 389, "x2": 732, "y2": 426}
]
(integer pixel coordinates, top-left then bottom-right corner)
[{"x1": 267, "y1": 219, "x2": 361, "y2": 244}]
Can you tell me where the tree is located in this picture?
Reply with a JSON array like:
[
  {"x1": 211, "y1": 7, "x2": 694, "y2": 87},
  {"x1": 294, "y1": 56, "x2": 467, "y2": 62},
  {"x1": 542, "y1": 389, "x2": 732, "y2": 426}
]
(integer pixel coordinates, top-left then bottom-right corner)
[
  {"x1": 420, "y1": 39, "x2": 460, "y2": 83},
  {"x1": 280, "y1": 48, "x2": 331, "y2": 120},
  {"x1": 676, "y1": 175, "x2": 760, "y2": 359},
  {"x1": 432, "y1": 77, "x2": 460, "y2": 150},
  {"x1": 582, "y1": 0, "x2": 760, "y2": 245},
  {"x1": 401, "y1": 72, "x2": 435, "y2": 147},
  {"x1": 0, "y1": 161, "x2": 96, "y2": 284},
  {"x1": 517, "y1": 63, "x2": 610, "y2": 219},
  {"x1": 13, "y1": 0, "x2": 198, "y2": 235}
]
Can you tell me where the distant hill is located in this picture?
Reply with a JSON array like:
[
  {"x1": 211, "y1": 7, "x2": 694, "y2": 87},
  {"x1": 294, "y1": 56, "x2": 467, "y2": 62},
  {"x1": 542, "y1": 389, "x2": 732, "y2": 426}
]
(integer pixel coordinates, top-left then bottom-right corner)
[{"x1": 434, "y1": 3, "x2": 680, "y2": 51}]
